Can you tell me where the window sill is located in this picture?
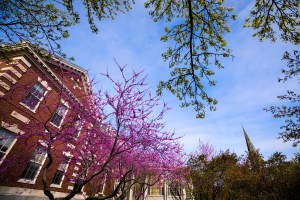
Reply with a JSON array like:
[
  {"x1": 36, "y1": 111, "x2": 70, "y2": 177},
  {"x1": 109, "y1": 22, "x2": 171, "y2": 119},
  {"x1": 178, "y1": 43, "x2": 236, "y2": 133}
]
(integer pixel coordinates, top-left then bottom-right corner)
[
  {"x1": 96, "y1": 193, "x2": 104, "y2": 197},
  {"x1": 19, "y1": 102, "x2": 37, "y2": 113},
  {"x1": 67, "y1": 186, "x2": 74, "y2": 190},
  {"x1": 18, "y1": 178, "x2": 36, "y2": 185},
  {"x1": 50, "y1": 122, "x2": 61, "y2": 129},
  {"x1": 50, "y1": 184, "x2": 62, "y2": 188}
]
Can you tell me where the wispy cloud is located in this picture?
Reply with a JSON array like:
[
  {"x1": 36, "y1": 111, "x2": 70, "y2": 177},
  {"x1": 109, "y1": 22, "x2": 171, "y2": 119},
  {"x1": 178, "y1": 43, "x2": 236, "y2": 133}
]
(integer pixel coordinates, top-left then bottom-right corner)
[{"x1": 60, "y1": 1, "x2": 299, "y2": 160}]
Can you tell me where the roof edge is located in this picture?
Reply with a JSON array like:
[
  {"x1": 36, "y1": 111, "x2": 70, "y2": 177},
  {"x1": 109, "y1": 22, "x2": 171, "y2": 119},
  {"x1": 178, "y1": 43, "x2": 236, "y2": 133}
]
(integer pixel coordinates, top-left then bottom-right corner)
[{"x1": 0, "y1": 41, "x2": 88, "y2": 76}]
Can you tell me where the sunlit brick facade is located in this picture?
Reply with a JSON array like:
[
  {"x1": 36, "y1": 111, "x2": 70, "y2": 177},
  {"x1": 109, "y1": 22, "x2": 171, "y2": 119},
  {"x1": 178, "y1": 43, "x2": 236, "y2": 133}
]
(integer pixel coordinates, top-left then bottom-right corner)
[{"x1": 0, "y1": 42, "x2": 93, "y2": 199}]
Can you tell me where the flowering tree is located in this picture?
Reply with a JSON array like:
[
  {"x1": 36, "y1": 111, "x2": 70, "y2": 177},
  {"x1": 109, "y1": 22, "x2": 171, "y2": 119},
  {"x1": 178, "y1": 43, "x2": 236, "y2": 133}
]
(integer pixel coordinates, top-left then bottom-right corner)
[
  {"x1": 0, "y1": 57, "x2": 184, "y2": 200},
  {"x1": 82, "y1": 64, "x2": 184, "y2": 199}
]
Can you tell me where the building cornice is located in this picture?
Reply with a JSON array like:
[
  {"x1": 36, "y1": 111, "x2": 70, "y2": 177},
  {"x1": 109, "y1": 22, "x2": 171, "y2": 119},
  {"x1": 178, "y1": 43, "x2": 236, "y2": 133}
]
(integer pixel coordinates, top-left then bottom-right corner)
[{"x1": 0, "y1": 41, "x2": 95, "y2": 115}]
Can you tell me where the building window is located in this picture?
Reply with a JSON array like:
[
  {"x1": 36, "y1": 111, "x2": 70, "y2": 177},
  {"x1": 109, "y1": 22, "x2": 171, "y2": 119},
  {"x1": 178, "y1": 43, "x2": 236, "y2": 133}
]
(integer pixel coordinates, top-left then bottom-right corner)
[
  {"x1": 168, "y1": 184, "x2": 181, "y2": 196},
  {"x1": 74, "y1": 119, "x2": 82, "y2": 138},
  {"x1": 99, "y1": 182, "x2": 105, "y2": 194},
  {"x1": 0, "y1": 128, "x2": 17, "y2": 161},
  {"x1": 21, "y1": 145, "x2": 46, "y2": 181},
  {"x1": 148, "y1": 185, "x2": 164, "y2": 196},
  {"x1": 51, "y1": 157, "x2": 70, "y2": 186},
  {"x1": 51, "y1": 105, "x2": 68, "y2": 127},
  {"x1": 52, "y1": 170, "x2": 64, "y2": 185},
  {"x1": 98, "y1": 175, "x2": 106, "y2": 194},
  {"x1": 22, "y1": 83, "x2": 46, "y2": 110}
]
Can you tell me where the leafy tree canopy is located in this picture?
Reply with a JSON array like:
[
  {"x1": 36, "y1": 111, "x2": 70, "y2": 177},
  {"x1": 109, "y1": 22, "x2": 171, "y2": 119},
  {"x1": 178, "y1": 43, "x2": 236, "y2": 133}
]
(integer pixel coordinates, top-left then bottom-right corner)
[
  {"x1": 0, "y1": 0, "x2": 134, "y2": 57},
  {"x1": 265, "y1": 50, "x2": 300, "y2": 146},
  {"x1": 245, "y1": 0, "x2": 299, "y2": 44},
  {"x1": 146, "y1": 0, "x2": 236, "y2": 118},
  {"x1": 0, "y1": 0, "x2": 298, "y2": 118},
  {"x1": 187, "y1": 144, "x2": 300, "y2": 200}
]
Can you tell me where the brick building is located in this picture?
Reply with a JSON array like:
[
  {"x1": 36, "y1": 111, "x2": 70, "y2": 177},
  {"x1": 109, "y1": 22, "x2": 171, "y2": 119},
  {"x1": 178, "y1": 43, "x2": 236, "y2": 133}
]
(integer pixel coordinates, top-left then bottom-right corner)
[
  {"x1": 0, "y1": 42, "x2": 94, "y2": 199},
  {"x1": 0, "y1": 42, "x2": 187, "y2": 200}
]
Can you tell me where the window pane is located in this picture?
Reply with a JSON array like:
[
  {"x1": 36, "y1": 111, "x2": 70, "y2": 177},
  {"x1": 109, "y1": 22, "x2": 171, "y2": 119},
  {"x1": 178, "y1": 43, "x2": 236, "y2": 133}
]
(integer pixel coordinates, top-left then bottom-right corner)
[
  {"x1": 30, "y1": 146, "x2": 46, "y2": 164},
  {"x1": 151, "y1": 187, "x2": 161, "y2": 195},
  {"x1": 22, "y1": 83, "x2": 46, "y2": 109},
  {"x1": 58, "y1": 158, "x2": 69, "y2": 171},
  {"x1": 74, "y1": 120, "x2": 81, "y2": 137},
  {"x1": 21, "y1": 161, "x2": 40, "y2": 180},
  {"x1": 51, "y1": 105, "x2": 67, "y2": 126},
  {"x1": 51, "y1": 113, "x2": 62, "y2": 126},
  {"x1": 149, "y1": 186, "x2": 163, "y2": 196},
  {"x1": 22, "y1": 93, "x2": 39, "y2": 110},
  {"x1": 0, "y1": 128, "x2": 17, "y2": 154},
  {"x1": 52, "y1": 170, "x2": 64, "y2": 185},
  {"x1": 51, "y1": 113, "x2": 63, "y2": 126},
  {"x1": 57, "y1": 106, "x2": 67, "y2": 115},
  {"x1": 31, "y1": 83, "x2": 45, "y2": 99},
  {"x1": 21, "y1": 145, "x2": 46, "y2": 181},
  {"x1": 168, "y1": 185, "x2": 180, "y2": 196},
  {"x1": 75, "y1": 120, "x2": 80, "y2": 127}
]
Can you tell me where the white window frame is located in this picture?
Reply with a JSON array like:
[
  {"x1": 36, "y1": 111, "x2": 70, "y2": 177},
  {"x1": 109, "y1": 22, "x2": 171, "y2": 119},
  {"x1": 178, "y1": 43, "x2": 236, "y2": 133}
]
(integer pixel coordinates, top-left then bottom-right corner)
[
  {"x1": 50, "y1": 153, "x2": 71, "y2": 188},
  {"x1": 18, "y1": 143, "x2": 47, "y2": 184},
  {"x1": 0, "y1": 126, "x2": 18, "y2": 165},
  {"x1": 73, "y1": 117, "x2": 83, "y2": 139},
  {"x1": 20, "y1": 78, "x2": 51, "y2": 113},
  {"x1": 50, "y1": 100, "x2": 69, "y2": 129},
  {"x1": 98, "y1": 174, "x2": 106, "y2": 195}
]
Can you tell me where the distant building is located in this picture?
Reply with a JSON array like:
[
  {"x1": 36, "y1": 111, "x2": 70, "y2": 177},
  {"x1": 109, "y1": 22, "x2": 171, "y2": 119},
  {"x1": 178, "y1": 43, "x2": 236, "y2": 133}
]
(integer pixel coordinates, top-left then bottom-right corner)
[
  {"x1": 126, "y1": 182, "x2": 186, "y2": 200},
  {"x1": 242, "y1": 126, "x2": 264, "y2": 170},
  {"x1": 242, "y1": 126, "x2": 257, "y2": 153}
]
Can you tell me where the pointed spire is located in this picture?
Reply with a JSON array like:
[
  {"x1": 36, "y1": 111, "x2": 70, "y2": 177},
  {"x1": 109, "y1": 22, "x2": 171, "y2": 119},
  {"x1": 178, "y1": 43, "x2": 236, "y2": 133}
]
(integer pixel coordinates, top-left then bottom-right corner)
[
  {"x1": 242, "y1": 126, "x2": 264, "y2": 171},
  {"x1": 242, "y1": 126, "x2": 256, "y2": 153}
]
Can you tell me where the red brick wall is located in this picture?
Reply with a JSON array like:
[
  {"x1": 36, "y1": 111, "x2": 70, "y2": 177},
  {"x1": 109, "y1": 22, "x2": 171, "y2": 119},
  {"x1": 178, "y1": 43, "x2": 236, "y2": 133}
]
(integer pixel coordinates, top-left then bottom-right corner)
[{"x1": 0, "y1": 52, "x2": 90, "y2": 194}]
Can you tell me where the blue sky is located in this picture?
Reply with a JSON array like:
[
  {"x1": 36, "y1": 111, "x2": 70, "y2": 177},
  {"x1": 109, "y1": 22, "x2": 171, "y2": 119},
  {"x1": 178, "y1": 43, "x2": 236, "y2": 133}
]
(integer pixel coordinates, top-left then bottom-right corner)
[{"x1": 59, "y1": 1, "x2": 298, "y2": 159}]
